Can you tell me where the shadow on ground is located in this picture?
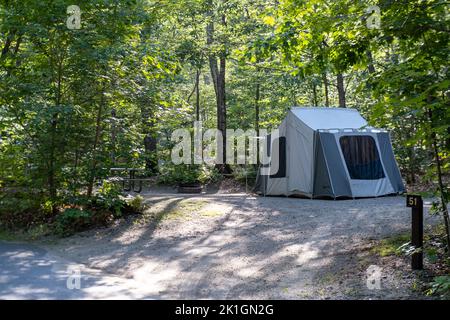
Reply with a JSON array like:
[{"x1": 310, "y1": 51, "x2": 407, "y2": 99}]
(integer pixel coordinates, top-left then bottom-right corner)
[{"x1": 1, "y1": 194, "x2": 439, "y2": 299}]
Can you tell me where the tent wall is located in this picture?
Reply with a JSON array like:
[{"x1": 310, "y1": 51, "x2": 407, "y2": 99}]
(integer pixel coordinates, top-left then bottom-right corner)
[
  {"x1": 254, "y1": 132, "x2": 272, "y2": 194},
  {"x1": 286, "y1": 112, "x2": 315, "y2": 196},
  {"x1": 254, "y1": 164, "x2": 268, "y2": 194},
  {"x1": 265, "y1": 117, "x2": 288, "y2": 195},
  {"x1": 262, "y1": 111, "x2": 315, "y2": 197},
  {"x1": 255, "y1": 107, "x2": 405, "y2": 199},
  {"x1": 376, "y1": 132, "x2": 405, "y2": 193},
  {"x1": 313, "y1": 133, "x2": 334, "y2": 198},
  {"x1": 319, "y1": 132, "x2": 353, "y2": 197},
  {"x1": 333, "y1": 132, "x2": 396, "y2": 197}
]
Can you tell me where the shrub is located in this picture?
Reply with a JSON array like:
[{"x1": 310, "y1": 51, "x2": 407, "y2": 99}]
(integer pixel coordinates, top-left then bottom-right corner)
[
  {"x1": 0, "y1": 182, "x2": 145, "y2": 237},
  {"x1": 232, "y1": 165, "x2": 257, "y2": 184},
  {"x1": 126, "y1": 195, "x2": 145, "y2": 212},
  {"x1": 0, "y1": 193, "x2": 47, "y2": 229},
  {"x1": 92, "y1": 181, "x2": 126, "y2": 217},
  {"x1": 198, "y1": 165, "x2": 222, "y2": 184},
  {"x1": 54, "y1": 208, "x2": 94, "y2": 236},
  {"x1": 157, "y1": 163, "x2": 221, "y2": 185},
  {"x1": 426, "y1": 276, "x2": 450, "y2": 299}
]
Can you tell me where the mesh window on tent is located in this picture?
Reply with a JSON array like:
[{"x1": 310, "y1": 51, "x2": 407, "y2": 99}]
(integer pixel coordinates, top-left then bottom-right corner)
[{"x1": 339, "y1": 136, "x2": 385, "y2": 180}]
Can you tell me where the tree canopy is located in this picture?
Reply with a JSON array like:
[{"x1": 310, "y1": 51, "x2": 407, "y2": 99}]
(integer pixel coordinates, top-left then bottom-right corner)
[{"x1": 0, "y1": 0, "x2": 449, "y2": 249}]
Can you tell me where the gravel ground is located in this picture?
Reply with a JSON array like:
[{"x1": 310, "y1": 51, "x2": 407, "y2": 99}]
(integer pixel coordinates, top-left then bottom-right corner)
[
  {"x1": 35, "y1": 192, "x2": 440, "y2": 299},
  {"x1": 0, "y1": 241, "x2": 155, "y2": 299}
]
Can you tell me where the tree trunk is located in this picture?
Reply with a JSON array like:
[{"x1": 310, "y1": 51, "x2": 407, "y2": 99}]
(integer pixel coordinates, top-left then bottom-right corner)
[
  {"x1": 255, "y1": 81, "x2": 260, "y2": 164},
  {"x1": 48, "y1": 54, "x2": 64, "y2": 204},
  {"x1": 217, "y1": 55, "x2": 226, "y2": 157},
  {"x1": 1, "y1": 31, "x2": 14, "y2": 58},
  {"x1": 2, "y1": 31, "x2": 22, "y2": 75},
  {"x1": 49, "y1": 114, "x2": 57, "y2": 201},
  {"x1": 432, "y1": 132, "x2": 450, "y2": 257},
  {"x1": 446, "y1": 126, "x2": 450, "y2": 152},
  {"x1": 87, "y1": 83, "x2": 106, "y2": 197},
  {"x1": 13, "y1": 35, "x2": 21, "y2": 55},
  {"x1": 195, "y1": 69, "x2": 200, "y2": 121},
  {"x1": 111, "y1": 109, "x2": 117, "y2": 166},
  {"x1": 141, "y1": 102, "x2": 157, "y2": 173},
  {"x1": 322, "y1": 72, "x2": 329, "y2": 107},
  {"x1": 312, "y1": 81, "x2": 318, "y2": 107},
  {"x1": 404, "y1": 122, "x2": 417, "y2": 185},
  {"x1": 336, "y1": 73, "x2": 346, "y2": 108},
  {"x1": 72, "y1": 148, "x2": 79, "y2": 196},
  {"x1": 206, "y1": 10, "x2": 229, "y2": 173},
  {"x1": 407, "y1": 148, "x2": 416, "y2": 185},
  {"x1": 111, "y1": 109, "x2": 117, "y2": 165},
  {"x1": 144, "y1": 134, "x2": 157, "y2": 173},
  {"x1": 428, "y1": 109, "x2": 450, "y2": 256},
  {"x1": 206, "y1": 18, "x2": 218, "y2": 94},
  {"x1": 367, "y1": 50, "x2": 376, "y2": 74}
]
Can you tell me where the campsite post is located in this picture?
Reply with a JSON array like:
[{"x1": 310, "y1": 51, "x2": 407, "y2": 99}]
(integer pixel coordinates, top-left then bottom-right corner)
[{"x1": 406, "y1": 194, "x2": 423, "y2": 270}]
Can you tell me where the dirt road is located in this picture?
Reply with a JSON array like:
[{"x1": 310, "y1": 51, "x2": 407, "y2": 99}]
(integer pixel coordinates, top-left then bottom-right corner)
[{"x1": 25, "y1": 193, "x2": 437, "y2": 299}]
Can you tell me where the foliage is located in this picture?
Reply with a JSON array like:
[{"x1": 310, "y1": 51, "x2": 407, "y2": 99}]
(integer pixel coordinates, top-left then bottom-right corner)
[
  {"x1": 249, "y1": 0, "x2": 450, "y2": 254},
  {"x1": 158, "y1": 163, "x2": 221, "y2": 185},
  {"x1": 372, "y1": 233, "x2": 411, "y2": 257},
  {"x1": 0, "y1": 1, "x2": 449, "y2": 245},
  {"x1": 0, "y1": 191, "x2": 49, "y2": 229},
  {"x1": 92, "y1": 181, "x2": 126, "y2": 217},
  {"x1": 125, "y1": 195, "x2": 145, "y2": 213},
  {"x1": 0, "y1": 0, "x2": 177, "y2": 202},
  {"x1": 51, "y1": 188, "x2": 146, "y2": 236},
  {"x1": 232, "y1": 165, "x2": 258, "y2": 185},
  {"x1": 54, "y1": 208, "x2": 96, "y2": 236},
  {"x1": 426, "y1": 276, "x2": 450, "y2": 299},
  {"x1": 0, "y1": 183, "x2": 144, "y2": 237}
]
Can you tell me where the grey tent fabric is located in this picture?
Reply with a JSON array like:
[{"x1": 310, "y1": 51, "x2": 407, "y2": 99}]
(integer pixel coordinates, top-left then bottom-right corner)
[
  {"x1": 270, "y1": 136, "x2": 286, "y2": 178},
  {"x1": 255, "y1": 107, "x2": 405, "y2": 199},
  {"x1": 318, "y1": 132, "x2": 353, "y2": 198},
  {"x1": 376, "y1": 132, "x2": 406, "y2": 193},
  {"x1": 313, "y1": 133, "x2": 334, "y2": 198}
]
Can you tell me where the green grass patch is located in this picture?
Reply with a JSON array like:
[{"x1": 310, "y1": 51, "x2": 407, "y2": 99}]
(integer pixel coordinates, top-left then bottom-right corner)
[
  {"x1": 165, "y1": 199, "x2": 208, "y2": 219},
  {"x1": 426, "y1": 275, "x2": 450, "y2": 299},
  {"x1": 0, "y1": 224, "x2": 52, "y2": 242},
  {"x1": 199, "y1": 209, "x2": 223, "y2": 218},
  {"x1": 372, "y1": 233, "x2": 410, "y2": 257},
  {"x1": 401, "y1": 191, "x2": 435, "y2": 198},
  {"x1": 0, "y1": 228, "x2": 22, "y2": 241},
  {"x1": 151, "y1": 199, "x2": 209, "y2": 222}
]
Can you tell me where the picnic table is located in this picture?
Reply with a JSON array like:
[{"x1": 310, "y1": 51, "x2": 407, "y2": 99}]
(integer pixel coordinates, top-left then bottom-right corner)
[{"x1": 108, "y1": 167, "x2": 147, "y2": 193}]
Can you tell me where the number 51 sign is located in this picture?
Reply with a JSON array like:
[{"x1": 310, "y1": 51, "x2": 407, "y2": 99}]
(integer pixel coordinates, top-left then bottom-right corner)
[
  {"x1": 406, "y1": 194, "x2": 422, "y2": 208},
  {"x1": 406, "y1": 194, "x2": 423, "y2": 270}
]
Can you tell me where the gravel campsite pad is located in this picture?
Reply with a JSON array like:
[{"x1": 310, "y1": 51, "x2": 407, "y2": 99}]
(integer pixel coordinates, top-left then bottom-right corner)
[{"x1": 38, "y1": 194, "x2": 439, "y2": 299}]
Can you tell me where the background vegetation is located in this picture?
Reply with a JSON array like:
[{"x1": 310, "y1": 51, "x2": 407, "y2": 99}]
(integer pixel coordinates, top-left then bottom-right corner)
[{"x1": 0, "y1": 0, "x2": 449, "y2": 295}]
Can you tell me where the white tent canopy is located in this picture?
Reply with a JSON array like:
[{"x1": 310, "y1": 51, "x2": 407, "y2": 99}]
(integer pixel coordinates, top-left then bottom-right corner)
[
  {"x1": 290, "y1": 107, "x2": 368, "y2": 130},
  {"x1": 255, "y1": 107, "x2": 405, "y2": 199}
]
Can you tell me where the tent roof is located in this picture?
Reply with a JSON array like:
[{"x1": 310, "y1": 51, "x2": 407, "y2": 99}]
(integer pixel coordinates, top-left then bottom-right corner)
[{"x1": 290, "y1": 107, "x2": 368, "y2": 130}]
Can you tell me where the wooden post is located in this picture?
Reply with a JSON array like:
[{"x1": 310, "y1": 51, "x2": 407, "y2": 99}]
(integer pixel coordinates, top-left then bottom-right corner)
[{"x1": 407, "y1": 195, "x2": 423, "y2": 270}]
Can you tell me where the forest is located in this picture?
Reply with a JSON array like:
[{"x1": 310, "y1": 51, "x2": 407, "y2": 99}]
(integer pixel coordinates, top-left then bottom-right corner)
[{"x1": 0, "y1": 0, "x2": 449, "y2": 299}]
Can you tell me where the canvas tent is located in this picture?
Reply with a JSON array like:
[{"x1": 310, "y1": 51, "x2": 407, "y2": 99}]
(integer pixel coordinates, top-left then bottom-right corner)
[{"x1": 255, "y1": 107, "x2": 405, "y2": 199}]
